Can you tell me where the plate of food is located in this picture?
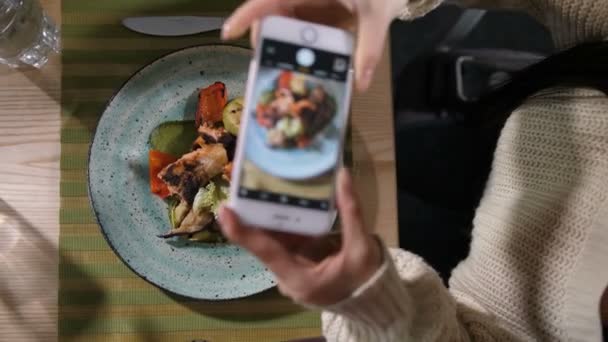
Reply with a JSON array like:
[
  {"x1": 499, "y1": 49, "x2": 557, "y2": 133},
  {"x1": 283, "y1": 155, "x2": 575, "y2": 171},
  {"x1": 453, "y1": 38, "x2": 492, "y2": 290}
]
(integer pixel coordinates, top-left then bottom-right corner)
[
  {"x1": 88, "y1": 45, "x2": 275, "y2": 300},
  {"x1": 245, "y1": 69, "x2": 345, "y2": 180}
]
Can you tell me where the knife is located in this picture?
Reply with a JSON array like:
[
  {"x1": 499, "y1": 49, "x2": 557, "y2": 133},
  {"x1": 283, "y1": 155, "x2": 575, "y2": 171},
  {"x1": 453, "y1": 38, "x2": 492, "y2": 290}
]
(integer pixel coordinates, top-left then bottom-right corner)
[{"x1": 122, "y1": 16, "x2": 225, "y2": 36}]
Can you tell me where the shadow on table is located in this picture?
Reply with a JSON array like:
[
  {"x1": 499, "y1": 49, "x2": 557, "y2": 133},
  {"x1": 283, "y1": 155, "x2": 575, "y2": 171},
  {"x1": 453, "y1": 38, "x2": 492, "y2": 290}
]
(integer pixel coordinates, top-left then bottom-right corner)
[
  {"x1": 0, "y1": 54, "x2": 61, "y2": 105},
  {"x1": 164, "y1": 288, "x2": 323, "y2": 342},
  {"x1": 164, "y1": 286, "x2": 311, "y2": 322},
  {"x1": 0, "y1": 198, "x2": 103, "y2": 339}
]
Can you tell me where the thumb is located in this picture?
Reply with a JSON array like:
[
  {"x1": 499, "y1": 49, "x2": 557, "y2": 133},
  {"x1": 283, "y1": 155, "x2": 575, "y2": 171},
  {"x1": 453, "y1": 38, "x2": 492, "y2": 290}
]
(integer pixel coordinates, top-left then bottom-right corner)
[
  {"x1": 335, "y1": 168, "x2": 366, "y2": 250},
  {"x1": 354, "y1": 14, "x2": 390, "y2": 92}
]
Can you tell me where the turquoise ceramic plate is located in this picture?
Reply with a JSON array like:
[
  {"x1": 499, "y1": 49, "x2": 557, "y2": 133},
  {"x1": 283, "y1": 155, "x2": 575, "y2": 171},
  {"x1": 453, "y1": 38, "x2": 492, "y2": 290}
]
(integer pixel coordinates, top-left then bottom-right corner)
[{"x1": 88, "y1": 45, "x2": 275, "y2": 300}]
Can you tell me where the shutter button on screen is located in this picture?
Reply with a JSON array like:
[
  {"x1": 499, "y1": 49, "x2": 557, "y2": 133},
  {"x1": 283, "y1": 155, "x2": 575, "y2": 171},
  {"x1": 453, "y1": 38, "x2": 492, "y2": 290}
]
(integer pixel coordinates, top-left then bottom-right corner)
[{"x1": 296, "y1": 48, "x2": 315, "y2": 67}]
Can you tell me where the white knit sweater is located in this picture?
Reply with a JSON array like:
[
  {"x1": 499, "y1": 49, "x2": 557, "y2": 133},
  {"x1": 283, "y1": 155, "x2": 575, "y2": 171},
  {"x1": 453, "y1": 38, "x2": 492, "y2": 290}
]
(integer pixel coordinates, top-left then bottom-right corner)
[{"x1": 321, "y1": 0, "x2": 608, "y2": 341}]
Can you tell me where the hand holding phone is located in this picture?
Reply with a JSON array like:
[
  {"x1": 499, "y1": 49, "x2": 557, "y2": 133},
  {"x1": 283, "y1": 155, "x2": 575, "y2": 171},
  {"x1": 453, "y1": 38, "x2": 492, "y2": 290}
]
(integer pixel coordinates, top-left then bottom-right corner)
[
  {"x1": 221, "y1": 0, "x2": 401, "y2": 92},
  {"x1": 220, "y1": 169, "x2": 383, "y2": 306},
  {"x1": 228, "y1": 16, "x2": 354, "y2": 235}
]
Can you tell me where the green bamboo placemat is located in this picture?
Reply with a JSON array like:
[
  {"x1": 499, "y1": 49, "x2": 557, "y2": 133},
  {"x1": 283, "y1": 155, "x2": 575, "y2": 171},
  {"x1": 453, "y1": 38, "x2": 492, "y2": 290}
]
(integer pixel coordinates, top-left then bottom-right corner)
[{"x1": 59, "y1": 1, "x2": 322, "y2": 341}]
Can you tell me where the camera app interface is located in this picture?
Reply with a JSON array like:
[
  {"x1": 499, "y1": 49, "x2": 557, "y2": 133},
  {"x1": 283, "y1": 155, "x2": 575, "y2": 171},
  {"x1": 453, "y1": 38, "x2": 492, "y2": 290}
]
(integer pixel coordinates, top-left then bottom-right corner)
[{"x1": 238, "y1": 39, "x2": 350, "y2": 211}]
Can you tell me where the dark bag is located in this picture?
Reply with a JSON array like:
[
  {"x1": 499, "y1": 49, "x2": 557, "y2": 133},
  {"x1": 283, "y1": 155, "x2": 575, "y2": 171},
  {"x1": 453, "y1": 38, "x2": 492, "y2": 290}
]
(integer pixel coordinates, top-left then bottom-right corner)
[{"x1": 471, "y1": 41, "x2": 608, "y2": 128}]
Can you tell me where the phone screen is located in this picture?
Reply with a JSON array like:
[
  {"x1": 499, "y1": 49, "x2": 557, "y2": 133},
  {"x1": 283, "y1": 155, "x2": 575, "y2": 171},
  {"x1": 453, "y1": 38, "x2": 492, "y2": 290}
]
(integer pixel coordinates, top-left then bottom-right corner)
[{"x1": 238, "y1": 38, "x2": 351, "y2": 211}]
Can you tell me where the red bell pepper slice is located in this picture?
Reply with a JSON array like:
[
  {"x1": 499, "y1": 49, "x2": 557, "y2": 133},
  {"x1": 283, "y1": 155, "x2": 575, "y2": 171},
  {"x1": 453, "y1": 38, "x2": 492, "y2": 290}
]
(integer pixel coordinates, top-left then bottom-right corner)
[{"x1": 149, "y1": 150, "x2": 177, "y2": 198}]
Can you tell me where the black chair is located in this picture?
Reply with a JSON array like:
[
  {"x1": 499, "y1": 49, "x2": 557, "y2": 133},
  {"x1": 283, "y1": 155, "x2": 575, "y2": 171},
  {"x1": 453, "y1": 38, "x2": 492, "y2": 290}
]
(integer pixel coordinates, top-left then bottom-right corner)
[{"x1": 391, "y1": 5, "x2": 553, "y2": 281}]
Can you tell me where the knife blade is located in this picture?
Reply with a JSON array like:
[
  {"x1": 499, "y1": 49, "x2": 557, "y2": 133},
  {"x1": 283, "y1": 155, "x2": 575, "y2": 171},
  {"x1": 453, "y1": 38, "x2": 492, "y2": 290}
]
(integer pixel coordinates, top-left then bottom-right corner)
[{"x1": 122, "y1": 16, "x2": 225, "y2": 37}]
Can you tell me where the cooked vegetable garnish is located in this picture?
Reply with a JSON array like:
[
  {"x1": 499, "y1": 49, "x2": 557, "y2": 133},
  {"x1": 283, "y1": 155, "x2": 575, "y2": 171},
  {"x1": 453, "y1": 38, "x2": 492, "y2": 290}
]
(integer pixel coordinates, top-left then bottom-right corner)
[
  {"x1": 277, "y1": 117, "x2": 304, "y2": 138},
  {"x1": 149, "y1": 150, "x2": 177, "y2": 198},
  {"x1": 278, "y1": 71, "x2": 292, "y2": 89},
  {"x1": 167, "y1": 196, "x2": 190, "y2": 229},
  {"x1": 222, "y1": 97, "x2": 243, "y2": 135},
  {"x1": 190, "y1": 222, "x2": 225, "y2": 242},
  {"x1": 289, "y1": 74, "x2": 307, "y2": 96},
  {"x1": 196, "y1": 81, "x2": 227, "y2": 126},
  {"x1": 151, "y1": 81, "x2": 240, "y2": 244},
  {"x1": 149, "y1": 121, "x2": 197, "y2": 156},
  {"x1": 255, "y1": 72, "x2": 336, "y2": 148},
  {"x1": 193, "y1": 179, "x2": 230, "y2": 217},
  {"x1": 159, "y1": 209, "x2": 213, "y2": 238}
]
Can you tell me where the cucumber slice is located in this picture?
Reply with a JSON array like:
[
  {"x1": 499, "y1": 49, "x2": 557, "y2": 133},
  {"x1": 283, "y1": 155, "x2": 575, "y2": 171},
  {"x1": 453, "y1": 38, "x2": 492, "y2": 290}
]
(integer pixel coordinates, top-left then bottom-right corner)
[{"x1": 222, "y1": 97, "x2": 244, "y2": 136}]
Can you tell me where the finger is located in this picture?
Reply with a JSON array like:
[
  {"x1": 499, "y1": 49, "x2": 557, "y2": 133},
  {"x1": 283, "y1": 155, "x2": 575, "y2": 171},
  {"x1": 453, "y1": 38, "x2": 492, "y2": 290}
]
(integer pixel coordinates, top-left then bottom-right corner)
[
  {"x1": 249, "y1": 20, "x2": 260, "y2": 48},
  {"x1": 294, "y1": 233, "x2": 342, "y2": 263},
  {"x1": 335, "y1": 168, "x2": 366, "y2": 250},
  {"x1": 291, "y1": 2, "x2": 354, "y2": 29},
  {"x1": 222, "y1": 0, "x2": 297, "y2": 40},
  {"x1": 354, "y1": 14, "x2": 390, "y2": 92},
  {"x1": 218, "y1": 206, "x2": 298, "y2": 274}
]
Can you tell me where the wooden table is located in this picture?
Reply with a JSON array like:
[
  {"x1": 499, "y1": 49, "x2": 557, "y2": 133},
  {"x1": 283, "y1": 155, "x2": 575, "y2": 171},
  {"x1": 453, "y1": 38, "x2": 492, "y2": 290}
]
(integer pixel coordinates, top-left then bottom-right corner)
[{"x1": 0, "y1": 1, "x2": 397, "y2": 340}]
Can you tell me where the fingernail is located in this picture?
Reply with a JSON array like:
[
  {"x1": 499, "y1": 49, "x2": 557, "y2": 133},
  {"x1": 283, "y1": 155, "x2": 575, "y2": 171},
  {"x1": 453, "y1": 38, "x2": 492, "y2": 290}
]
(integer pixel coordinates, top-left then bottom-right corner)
[{"x1": 221, "y1": 23, "x2": 231, "y2": 40}]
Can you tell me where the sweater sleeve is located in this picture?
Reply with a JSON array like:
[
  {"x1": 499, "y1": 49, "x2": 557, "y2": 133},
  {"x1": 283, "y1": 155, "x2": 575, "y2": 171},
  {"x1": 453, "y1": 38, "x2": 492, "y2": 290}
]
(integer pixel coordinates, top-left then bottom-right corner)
[
  {"x1": 321, "y1": 247, "x2": 505, "y2": 341},
  {"x1": 452, "y1": 0, "x2": 608, "y2": 48},
  {"x1": 321, "y1": 88, "x2": 608, "y2": 341}
]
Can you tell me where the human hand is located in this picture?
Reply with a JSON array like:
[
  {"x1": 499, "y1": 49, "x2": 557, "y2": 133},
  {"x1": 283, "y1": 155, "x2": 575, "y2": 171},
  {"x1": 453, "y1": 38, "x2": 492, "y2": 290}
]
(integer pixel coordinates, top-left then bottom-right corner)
[
  {"x1": 218, "y1": 168, "x2": 383, "y2": 306},
  {"x1": 220, "y1": 0, "x2": 405, "y2": 92}
]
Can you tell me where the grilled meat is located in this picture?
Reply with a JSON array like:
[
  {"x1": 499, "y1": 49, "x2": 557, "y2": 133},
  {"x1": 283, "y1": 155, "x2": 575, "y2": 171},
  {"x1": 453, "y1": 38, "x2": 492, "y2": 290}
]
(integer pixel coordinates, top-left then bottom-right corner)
[
  {"x1": 192, "y1": 136, "x2": 205, "y2": 151},
  {"x1": 197, "y1": 122, "x2": 236, "y2": 160},
  {"x1": 222, "y1": 162, "x2": 233, "y2": 182},
  {"x1": 198, "y1": 122, "x2": 231, "y2": 143},
  {"x1": 157, "y1": 144, "x2": 228, "y2": 204}
]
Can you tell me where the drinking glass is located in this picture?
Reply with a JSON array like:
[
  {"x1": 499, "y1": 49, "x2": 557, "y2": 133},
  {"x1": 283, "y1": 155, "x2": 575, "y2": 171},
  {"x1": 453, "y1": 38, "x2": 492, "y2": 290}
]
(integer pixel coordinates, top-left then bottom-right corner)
[{"x1": 0, "y1": 0, "x2": 59, "y2": 68}]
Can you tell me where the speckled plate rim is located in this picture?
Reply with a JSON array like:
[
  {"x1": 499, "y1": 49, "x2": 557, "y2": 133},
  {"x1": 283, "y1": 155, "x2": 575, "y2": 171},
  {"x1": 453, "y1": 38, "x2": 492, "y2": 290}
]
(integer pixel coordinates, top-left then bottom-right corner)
[{"x1": 86, "y1": 44, "x2": 275, "y2": 301}]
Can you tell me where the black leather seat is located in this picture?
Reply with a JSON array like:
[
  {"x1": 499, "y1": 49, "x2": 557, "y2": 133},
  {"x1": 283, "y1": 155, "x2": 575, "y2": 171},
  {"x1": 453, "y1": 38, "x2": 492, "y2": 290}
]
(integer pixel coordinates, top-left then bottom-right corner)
[{"x1": 391, "y1": 5, "x2": 554, "y2": 281}]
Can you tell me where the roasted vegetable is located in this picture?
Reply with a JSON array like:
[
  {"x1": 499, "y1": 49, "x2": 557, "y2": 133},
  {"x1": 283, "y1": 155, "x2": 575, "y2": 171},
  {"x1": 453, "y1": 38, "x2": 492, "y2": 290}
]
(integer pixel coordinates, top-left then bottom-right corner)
[
  {"x1": 150, "y1": 80, "x2": 241, "y2": 244},
  {"x1": 196, "y1": 82, "x2": 227, "y2": 126},
  {"x1": 189, "y1": 230, "x2": 214, "y2": 242},
  {"x1": 159, "y1": 209, "x2": 214, "y2": 238},
  {"x1": 190, "y1": 221, "x2": 226, "y2": 242},
  {"x1": 289, "y1": 74, "x2": 307, "y2": 96},
  {"x1": 161, "y1": 181, "x2": 227, "y2": 239},
  {"x1": 149, "y1": 121, "x2": 198, "y2": 156},
  {"x1": 222, "y1": 97, "x2": 243, "y2": 135},
  {"x1": 149, "y1": 150, "x2": 178, "y2": 198},
  {"x1": 258, "y1": 90, "x2": 274, "y2": 106},
  {"x1": 167, "y1": 196, "x2": 190, "y2": 229},
  {"x1": 277, "y1": 71, "x2": 292, "y2": 89},
  {"x1": 276, "y1": 117, "x2": 303, "y2": 138},
  {"x1": 193, "y1": 179, "x2": 229, "y2": 217},
  {"x1": 255, "y1": 73, "x2": 336, "y2": 149}
]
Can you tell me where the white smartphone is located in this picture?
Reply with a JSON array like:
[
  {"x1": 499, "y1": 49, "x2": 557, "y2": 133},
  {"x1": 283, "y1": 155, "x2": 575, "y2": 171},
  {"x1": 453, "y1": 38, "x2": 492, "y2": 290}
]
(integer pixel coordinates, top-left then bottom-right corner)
[{"x1": 229, "y1": 16, "x2": 354, "y2": 235}]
